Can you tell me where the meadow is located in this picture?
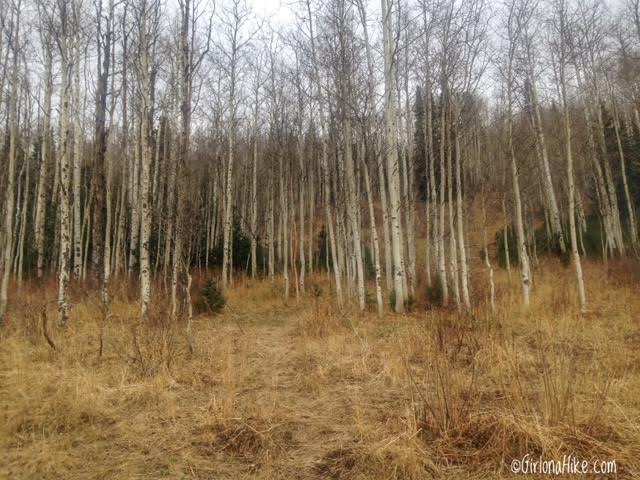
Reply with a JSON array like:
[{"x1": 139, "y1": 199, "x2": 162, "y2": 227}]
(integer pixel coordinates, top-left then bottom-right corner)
[{"x1": 1, "y1": 259, "x2": 639, "y2": 479}]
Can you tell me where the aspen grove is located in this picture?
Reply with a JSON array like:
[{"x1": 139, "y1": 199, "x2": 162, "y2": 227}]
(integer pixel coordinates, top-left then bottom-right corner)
[
  {"x1": 3, "y1": 0, "x2": 640, "y2": 477},
  {"x1": 3, "y1": 0, "x2": 640, "y2": 322}
]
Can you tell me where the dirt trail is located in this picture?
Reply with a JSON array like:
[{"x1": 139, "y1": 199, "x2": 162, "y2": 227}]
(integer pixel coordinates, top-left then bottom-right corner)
[{"x1": 211, "y1": 307, "x2": 359, "y2": 479}]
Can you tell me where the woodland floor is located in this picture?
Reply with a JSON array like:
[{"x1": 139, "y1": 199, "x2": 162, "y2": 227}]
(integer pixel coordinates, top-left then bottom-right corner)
[{"x1": 1, "y1": 260, "x2": 640, "y2": 479}]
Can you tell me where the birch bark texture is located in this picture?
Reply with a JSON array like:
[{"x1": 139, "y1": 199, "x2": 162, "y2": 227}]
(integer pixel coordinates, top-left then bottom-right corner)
[{"x1": 381, "y1": 0, "x2": 406, "y2": 313}]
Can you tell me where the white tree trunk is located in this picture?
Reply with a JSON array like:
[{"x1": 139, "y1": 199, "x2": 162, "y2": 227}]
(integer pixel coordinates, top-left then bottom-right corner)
[
  {"x1": 509, "y1": 119, "x2": 531, "y2": 307},
  {"x1": 129, "y1": 135, "x2": 140, "y2": 273},
  {"x1": 446, "y1": 115, "x2": 460, "y2": 308},
  {"x1": 525, "y1": 61, "x2": 565, "y2": 252},
  {"x1": 382, "y1": 0, "x2": 405, "y2": 313},
  {"x1": 0, "y1": 5, "x2": 20, "y2": 320},
  {"x1": 306, "y1": 0, "x2": 343, "y2": 305},
  {"x1": 343, "y1": 115, "x2": 365, "y2": 313},
  {"x1": 251, "y1": 131, "x2": 258, "y2": 277},
  {"x1": 35, "y1": 42, "x2": 53, "y2": 280},
  {"x1": 611, "y1": 96, "x2": 638, "y2": 249},
  {"x1": 138, "y1": 8, "x2": 153, "y2": 318},
  {"x1": 454, "y1": 114, "x2": 470, "y2": 309},
  {"x1": 558, "y1": 23, "x2": 587, "y2": 312},
  {"x1": 481, "y1": 194, "x2": 495, "y2": 314},
  {"x1": 58, "y1": 21, "x2": 74, "y2": 325},
  {"x1": 362, "y1": 141, "x2": 384, "y2": 316},
  {"x1": 72, "y1": 41, "x2": 83, "y2": 278},
  {"x1": 506, "y1": 15, "x2": 531, "y2": 307},
  {"x1": 268, "y1": 175, "x2": 275, "y2": 279},
  {"x1": 438, "y1": 92, "x2": 449, "y2": 304}
]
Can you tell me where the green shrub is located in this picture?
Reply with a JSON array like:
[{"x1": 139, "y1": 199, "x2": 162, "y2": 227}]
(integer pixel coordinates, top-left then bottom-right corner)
[
  {"x1": 406, "y1": 294, "x2": 416, "y2": 312},
  {"x1": 425, "y1": 277, "x2": 444, "y2": 305},
  {"x1": 207, "y1": 217, "x2": 265, "y2": 273},
  {"x1": 495, "y1": 224, "x2": 518, "y2": 269},
  {"x1": 310, "y1": 283, "x2": 323, "y2": 299},
  {"x1": 195, "y1": 279, "x2": 226, "y2": 315},
  {"x1": 388, "y1": 289, "x2": 416, "y2": 312},
  {"x1": 315, "y1": 225, "x2": 332, "y2": 271},
  {"x1": 363, "y1": 246, "x2": 376, "y2": 280},
  {"x1": 495, "y1": 214, "x2": 605, "y2": 267},
  {"x1": 365, "y1": 289, "x2": 376, "y2": 306},
  {"x1": 389, "y1": 289, "x2": 396, "y2": 310},
  {"x1": 580, "y1": 215, "x2": 605, "y2": 257}
]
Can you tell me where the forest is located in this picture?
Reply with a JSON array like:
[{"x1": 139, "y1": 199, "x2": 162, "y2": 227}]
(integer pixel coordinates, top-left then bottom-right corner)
[{"x1": 1, "y1": 0, "x2": 639, "y2": 477}]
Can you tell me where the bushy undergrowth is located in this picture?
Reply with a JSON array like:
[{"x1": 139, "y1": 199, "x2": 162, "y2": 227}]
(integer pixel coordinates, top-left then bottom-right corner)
[
  {"x1": 424, "y1": 276, "x2": 444, "y2": 306},
  {"x1": 206, "y1": 217, "x2": 265, "y2": 272},
  {"x1": 194, "y1": 278, "x2": 226, "y2": 315},
  {"x1": 495, "y1": 215, "x2": 605, "y2": 269}
]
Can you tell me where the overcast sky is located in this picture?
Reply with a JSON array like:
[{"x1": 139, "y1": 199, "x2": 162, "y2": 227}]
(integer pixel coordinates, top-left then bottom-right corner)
[{"x1": 247, "y1": 0, "x2": 295, "y2": 26}]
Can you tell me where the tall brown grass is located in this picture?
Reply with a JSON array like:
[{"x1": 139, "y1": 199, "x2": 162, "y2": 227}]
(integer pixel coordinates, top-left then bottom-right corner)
[{"x1": 1, "y1": 261, "x2": 639, "y2": 479}]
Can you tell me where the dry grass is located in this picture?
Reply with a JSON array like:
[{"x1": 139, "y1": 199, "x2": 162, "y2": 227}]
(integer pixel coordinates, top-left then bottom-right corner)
[{"x1": 1, "y1": 260, "x2": 640, "y2": 479}]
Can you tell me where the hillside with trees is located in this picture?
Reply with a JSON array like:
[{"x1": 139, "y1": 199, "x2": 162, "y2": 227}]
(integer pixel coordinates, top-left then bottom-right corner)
[{"x1": 1, "y1": 0, "x2": 639, "y2": 478}]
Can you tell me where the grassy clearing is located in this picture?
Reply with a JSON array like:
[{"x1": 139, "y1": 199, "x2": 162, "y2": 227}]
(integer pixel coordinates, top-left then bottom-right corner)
[{"x1": 1, "y1": 260, "x2": 639, "y2": 479}]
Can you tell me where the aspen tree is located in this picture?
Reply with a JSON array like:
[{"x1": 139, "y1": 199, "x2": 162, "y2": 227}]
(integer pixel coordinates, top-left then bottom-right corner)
[
  {"x1": 419, "y1": 0, "x2": 437, "y2": 289},
  {"x1": 481, "y1": 190, "x2": 495, "y2": 313},
  {"x1": 453, "y1": 107, "x2": 470, "y2": 309},
  {"x1": 279, "y1": 149, "x2": 289, "y2": 299},
  {"x1": 220, "y1": 0, "x2": 252, "y2": 290},
  {"x1": 14, "y1": 77, "x2": 35, "y2": 281},
  {"x1": 172, "y1": 0, "x2": 211, "y2": 348},
  {"x1": 56, "y1": 0, "x2": 75, "y2": 325},
  {"x1": 438, "y1": 88, "x2": 449, "y2": 304},
  {"x1": 267, "y1": 173, "x2": 275, "y2": 279},
  {"x1": 400, "y1": 8, "x2": 416, "y2": 299},
  {"x1": 454, "y1": 0, "x2": 487, "y2": 310},
  {"x1": 505, "y1": 0, "x2": 532, "y2": 307},
  {"x1": 0, "y1": 0, "x2": 22, "y2": 321},
  {"x1": 72, "y1": 34, "x2": 84, "y2": 278},
  {"x1": 81, "y1": 186, "x2": 92, "y2": 280},
  {"x1": 172, "y1": 0, "x2": 190, "y2": 320},
  {"x1": 554, "y1": 0, "x2": 586, "y2": 311},
  {"x1": 16, "y1": 104, "x2": 31, "y2": 286},
  {"x1": 573, "y1": 2, "x2": 625, "y2": 255},
  {"x1": 164, "y1": 108, "x2": 177, "y2": 285},
  {"x1": 306, "y1": 0, "x2": 343, "y2": 305},
  {"x1": 362, "y1": 140, "x2": 384, "y2": 316},
  {"x1": 291, "y1": 48, "x2": 306, "y2": 293},
  {"x1": 115, "y1": 6, "x2": 130, "y2": 276},
  {"x1": 0, "y1": 1, "x2": 5, "y2": 99},
  {"x1": 609, "y1": 85, "x2": 638, "y2": 250},
  {"x1": 521, "y1": 14, "x2": 565, "y2": 252},
  {"x1": 92, "y1": 0, "x2": 115, "y2": 318},
  {"x1": 249, "y1": 55, "x2": 263, "y2": 278},
  {"x1": 355, "y1": 0, "x2": 385, "y2": 311},
  {"x1": 35, "y1": 15, "x2": 53, "y2": 280},
  {"x1": 378, "y1": 140, "x2": 393, "y2": 292},
  {"x1": 307, "y1": 144, "x2": 315, "y2": 276},
  {"x1": 445, "y1": 101, "x2": 460, "y2": 308},
  {"x1": 136, "y1": 0, "x2": 158, "y2": 318},
  {"x1": 381, "y1": 0, "x2": 406, "y2": 313},
  {"x1": 571, "y1": 62, "x2": 617, "y2": 256},
  {"x1": 129, "y1": 130, "x2": 140, "y2": 273},
  {"x1": 333, "y1": 0, "x2": 365, "y2": 312}
]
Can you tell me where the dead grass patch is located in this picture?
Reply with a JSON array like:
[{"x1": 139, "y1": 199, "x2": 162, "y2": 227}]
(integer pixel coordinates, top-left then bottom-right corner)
[{"x1": 1, "y1": 264, "x2": 640, "y2": 478}]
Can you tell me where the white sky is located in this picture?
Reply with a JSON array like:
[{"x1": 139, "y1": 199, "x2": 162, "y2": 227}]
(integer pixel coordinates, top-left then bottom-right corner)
[{"x1": 247, "y1": 0, "x2": 295, "y2": 26}]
